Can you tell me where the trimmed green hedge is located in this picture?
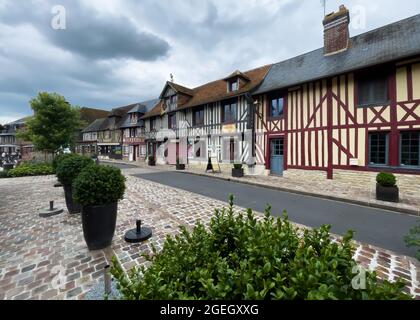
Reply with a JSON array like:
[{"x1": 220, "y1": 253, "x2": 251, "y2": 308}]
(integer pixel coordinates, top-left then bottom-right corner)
[
  {"x1": 73, "y1": 164, "x2": 126, "y2": 207},
  {"x1": 111, "y1": 196, "x2": 411, "y2": 300},
  {"x1": 8, "y1": 162, "x2": 54, "y2": 177},
  {"x1": 56, "y1": 154, "x2": 93, "y2": 185},
  {"x1": 376, "y1": 172, "x2": 397, "y2": 187},
  {"x1": 52, "y1": 153, "x2": 77, "y2": 173}
]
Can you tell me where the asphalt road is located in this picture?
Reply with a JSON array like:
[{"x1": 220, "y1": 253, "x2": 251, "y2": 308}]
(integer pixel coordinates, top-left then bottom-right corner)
[{"x1": 130, "y1": 169, "x2": 419, "y2": 257}]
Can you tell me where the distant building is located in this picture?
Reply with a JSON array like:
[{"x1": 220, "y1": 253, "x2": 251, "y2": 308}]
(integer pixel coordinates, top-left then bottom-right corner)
[{"x1": 0, "y1": 118, "x2": 33, "y2": 159}]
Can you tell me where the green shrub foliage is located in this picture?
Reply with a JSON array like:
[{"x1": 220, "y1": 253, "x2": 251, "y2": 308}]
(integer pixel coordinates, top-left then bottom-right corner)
[
  {"x1": 376, "y1": 172, "x2": 397, "y2": 187},
  {"x1": 233, "y1": 164, "x2": 243, "y2": 170},
  {"x1": 8, "y1": 162, "x2": 54, "y2": 177},
  {"x1": 404, "y1": 224, "x2": 420, "y2": 261},
  {"x1": 73, "y1": 165, "x2": 126, "y2": 207},
  {"x1": 111, "y1": 196, "x2": 410, "y2": 300},
  {"x1": 52, "y1": 153, "x2": 77, "y2": 172},
  {"x1": 56, "y1": 155, "x2": 93, "y2": 185}
]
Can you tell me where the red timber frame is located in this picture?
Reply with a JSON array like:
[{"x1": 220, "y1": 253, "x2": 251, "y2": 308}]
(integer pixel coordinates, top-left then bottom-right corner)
[{"x1": 255, "y1": 55, "x2": 420, "y2": 178}]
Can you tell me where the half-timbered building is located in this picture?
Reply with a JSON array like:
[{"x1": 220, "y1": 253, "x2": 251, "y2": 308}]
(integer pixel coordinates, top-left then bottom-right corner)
[
  {"x1": 142, "y1": 66, "x2": 270, "y2": 171},
  {"x1": 253, "y1": 6, "x2": 420, "y2": 180},
  {"x1": 120, "y1": 99, "x2": 159, "y2": 162}
]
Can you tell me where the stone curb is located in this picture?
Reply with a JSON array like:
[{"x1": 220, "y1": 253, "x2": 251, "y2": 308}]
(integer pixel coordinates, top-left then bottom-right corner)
[{"x1": 103, "y1": 160, "x2": 420, "y2": 217}]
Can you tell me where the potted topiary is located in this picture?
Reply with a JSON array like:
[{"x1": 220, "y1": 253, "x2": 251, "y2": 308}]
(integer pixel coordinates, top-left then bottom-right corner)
[
  {"x1": 148, "y1": 155, "x2": 156, "y2": 166},
  {"x1": 52, "y1": 153, "x2": 76, "y2": 187},
  {"x1": 176, "y1": 157, "x2": 185, "y2": 170},
  {"x1": 52, "y1": 153, "x2": 76, "y2": 173},
  {"x1": 376, "y1": 172, "x2": 399, "y2": 203},
  {"x1": 232, "y1": 163, "x2": 244, "y2": 178},
  {"x1": 56, "y1": 155, "x2": 94, "y2": 214},
  {"x1": 73, "y1": 165, "x2": 126, "y2": 250}
]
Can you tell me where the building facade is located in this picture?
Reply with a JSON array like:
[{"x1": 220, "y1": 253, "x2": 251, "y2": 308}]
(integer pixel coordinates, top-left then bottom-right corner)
[
  {"x1": 120, "y1": 100, "x2": 159, "y2": 162},
  {"x1": 253, "y1": 7, "x2": 420, "y2": 179},
  {"x1": 142, "y1": 66, "x2": 270, "y2": 172},
  {"x1": 0, "y1": 118, "x2": 34, "y2": 160}
]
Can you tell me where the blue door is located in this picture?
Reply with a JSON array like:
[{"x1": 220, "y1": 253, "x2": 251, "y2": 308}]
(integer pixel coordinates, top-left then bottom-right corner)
[{"x1": 270, "y1": 138, "x2": 284, "y2": 175}]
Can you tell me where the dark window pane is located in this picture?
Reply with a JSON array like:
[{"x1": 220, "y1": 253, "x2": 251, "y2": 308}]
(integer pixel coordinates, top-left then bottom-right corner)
[
  {"x1": 223, "y1": 102, "x2": 237, "y2": 123},
  {"x1": 270, "y1": 97, "x2": 284, "y2": 117},
  {"x1": 400, "y1": 131, "x2": 420, "y2": 167},
  {"x1": 369, "y1": 133, "x2": 388, "y2": 165},
  {"x1": 358, "y1": 73, "x2": 389, "y2": 106}
]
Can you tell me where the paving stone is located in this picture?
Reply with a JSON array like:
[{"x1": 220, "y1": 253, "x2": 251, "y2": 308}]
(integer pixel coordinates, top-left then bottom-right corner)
[
  {"x1": 0, "y1": 171, "x2": 418, "y2": 301},
  {"x1": 66, "y1": 287, "x2": 82, "y2": 299},
  {"x1": 21, "y1": 264, "x2": 36, "y2": 273}
]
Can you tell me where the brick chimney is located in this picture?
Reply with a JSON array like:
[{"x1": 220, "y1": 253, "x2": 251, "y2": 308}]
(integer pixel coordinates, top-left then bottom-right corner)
[{"x1": 323, "y1": 5, "x2": 350, "y2": 56}]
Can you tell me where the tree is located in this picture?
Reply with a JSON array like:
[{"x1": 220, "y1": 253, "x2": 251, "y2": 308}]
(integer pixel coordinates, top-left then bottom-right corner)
[{"x1": 17, "y1": 92, "x2": 81, "y2": 153}]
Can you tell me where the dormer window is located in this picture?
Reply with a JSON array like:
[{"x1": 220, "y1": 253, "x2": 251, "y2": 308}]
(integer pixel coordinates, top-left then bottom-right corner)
[
  {"x1": 165, "y1": 94, "x2": 178, "y2": 112},
  {"x1": 228, "y1": 79, "x2": 239, "y2": 92},
  {"x1": 130, "y1": 113, "x2": 138, "y2": 124}
]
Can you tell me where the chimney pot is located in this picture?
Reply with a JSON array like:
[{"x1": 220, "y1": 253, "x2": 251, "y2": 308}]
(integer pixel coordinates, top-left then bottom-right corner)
[{"x1": 323, "y1": 5, "x2": 350, "y2": 56}]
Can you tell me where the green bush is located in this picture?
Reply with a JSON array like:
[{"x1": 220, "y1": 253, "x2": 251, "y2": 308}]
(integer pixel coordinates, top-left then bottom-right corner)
[
  {"x1": 111, "y1": 196, "x2": 410, "y2": 300},
  {"x1": 56, "y1": 154, "x2": 93, "y2": 186},
  {"x1": 404, "y1": 224, "x2": 420, "y2": 261},
  {"x1": 73, "y1": 165, "x2": 126, "y2": 207},
  {"x1": 233, "y1": 164, "x2": 243, "y2": 170},
  {"x1": 8, "y1": 162, "x2": 54, "y2": 177},
  {"x1": 52, "y1": 153, "x2": 76, "y2": 172},
  {"x1": 376, "y1": 172, "x2": 397, "y2": 187}
]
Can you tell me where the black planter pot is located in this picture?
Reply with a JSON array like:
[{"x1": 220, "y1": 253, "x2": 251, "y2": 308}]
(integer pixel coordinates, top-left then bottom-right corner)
[
  {"x1": 176, "y1": 164, "x2": 185, "y2": 170},
  {"x1": 63, "y1": 184, "x2": 82, "y2": 214},
  {"x1": 82, "y1": 202, "x2": 118, "y2": 250},
  {"x1": 232, "y1": 168, "x2": 244, "y2": 178},
  {"x1": 148, "y1": 160, "x2": 156, "y2": 166},
  {"x1": 376, "y1": 184, "x2": 399, "y2": 203}
]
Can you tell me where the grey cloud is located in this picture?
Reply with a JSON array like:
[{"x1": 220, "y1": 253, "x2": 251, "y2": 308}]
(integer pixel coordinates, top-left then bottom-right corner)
[
  {"x1": 0, "y1": 0, "x2": 170, "y2": 61},
  {"x1": 1, "y1": 0, "x2": 420, "y2": 122}
]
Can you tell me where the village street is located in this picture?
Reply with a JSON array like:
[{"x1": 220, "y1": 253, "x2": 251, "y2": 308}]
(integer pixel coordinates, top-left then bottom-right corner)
[{"x1": 0, "y1": 166, "x2": 419, "y2": 300}]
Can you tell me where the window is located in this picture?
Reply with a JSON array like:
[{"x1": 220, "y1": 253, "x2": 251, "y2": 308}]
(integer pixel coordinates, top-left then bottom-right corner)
[
  {"x1": 369, "y1": 132, "x2": 388, "y2": 165},
  {"x1": 401, "y1": 131, "x2": 420, "y2": 167},
  {"x1": 228, "y1": 79, "x2": 238, "y2": 92},
  {"x1": 222, "y1": 137, "x2": 237, "y2": 162},
  {"x1": 357, "y1": 71, "x2": 389, "y2": 107},
  {"x1": 269, "y1": 96, "x2": 284, "y2": 118},
  {"x1": 222, "y1": 101, "x2": 237, "y2": 123},
  {"x1": 150, "y1": 119, "x2": 155, "y2": 131},
  {"x1": 130, "y1": 114, "x2": 138, "y2": 124},
  {"x1": 168, "y1": 113, "x2": 176, "y2": 129},
  {"x1": 193, "y1": 107, "x2": 205, "y2": 126}
]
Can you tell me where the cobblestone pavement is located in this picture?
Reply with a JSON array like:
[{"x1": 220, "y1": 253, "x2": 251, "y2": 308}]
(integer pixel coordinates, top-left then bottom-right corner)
[{"x1": 0, "y1": 169, "x2": 419, "y2": 300}]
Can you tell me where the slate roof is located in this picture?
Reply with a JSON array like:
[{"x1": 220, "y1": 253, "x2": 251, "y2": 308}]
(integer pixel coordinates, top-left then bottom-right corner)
[
  {"x1": 254, "y1": 14, "x2": 420, "y2": 94},
  {"x1": 142, "y1": 100, "x2": 165, "y2": 119},
  {"x1": 82, "y1": 118, "x2": 106, "y2": 133},
  {"x1": 120, "y1": 99, "x2": 160, "y2": 128}
]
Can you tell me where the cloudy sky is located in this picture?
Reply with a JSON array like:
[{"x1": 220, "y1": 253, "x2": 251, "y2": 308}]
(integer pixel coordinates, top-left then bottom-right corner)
[{"x1": 1, "y1": 0, "x2": 420, "y2": 124}]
